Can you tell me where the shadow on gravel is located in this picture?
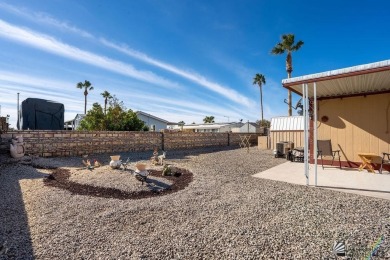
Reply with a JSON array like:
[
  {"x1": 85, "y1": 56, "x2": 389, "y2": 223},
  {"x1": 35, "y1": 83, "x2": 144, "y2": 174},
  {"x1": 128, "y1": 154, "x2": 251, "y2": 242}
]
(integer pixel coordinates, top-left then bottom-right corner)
[
  {"x1": 0, "y1": 165, "x2": 45, "y2": 260},
  {"x1": 44, "y1": 169, "x2": 193, "y2": 200}
]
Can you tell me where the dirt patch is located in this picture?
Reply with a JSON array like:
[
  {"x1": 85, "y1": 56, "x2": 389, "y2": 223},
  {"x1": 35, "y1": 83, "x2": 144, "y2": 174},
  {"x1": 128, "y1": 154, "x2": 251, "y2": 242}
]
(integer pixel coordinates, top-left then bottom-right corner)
[{"x1": 44, "y1": 168, "x2": 193, "y2": 200}]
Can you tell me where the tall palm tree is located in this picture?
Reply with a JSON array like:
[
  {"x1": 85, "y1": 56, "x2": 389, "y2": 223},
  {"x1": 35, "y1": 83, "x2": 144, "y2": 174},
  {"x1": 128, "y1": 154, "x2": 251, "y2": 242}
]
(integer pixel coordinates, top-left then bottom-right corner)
[
  {"x1": 101, "y1": 90, "x2": 112, "y2": 115},
  {"x1": 203, "y1": 116, "x2": 215, "y2": 123},
  {"x1": 253, "y1": 73, "x2": 266, "y2": 122},
  {"x1": 271, "y1": 34, "x2": 304, "y2": 116},
  {"x1": 76, "y1": 80, "x2": 94, "y2": 114}
]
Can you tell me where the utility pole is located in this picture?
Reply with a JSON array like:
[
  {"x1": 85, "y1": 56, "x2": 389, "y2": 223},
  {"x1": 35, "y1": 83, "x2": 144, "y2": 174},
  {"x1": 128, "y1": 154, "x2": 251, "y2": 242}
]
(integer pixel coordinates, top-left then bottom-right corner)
[
  {"x1": 224, "y1": 116, "x2": 231, "y2": 132},
  {"x1": 17, "y1": 93, "x2": 20, "y2": 130}
]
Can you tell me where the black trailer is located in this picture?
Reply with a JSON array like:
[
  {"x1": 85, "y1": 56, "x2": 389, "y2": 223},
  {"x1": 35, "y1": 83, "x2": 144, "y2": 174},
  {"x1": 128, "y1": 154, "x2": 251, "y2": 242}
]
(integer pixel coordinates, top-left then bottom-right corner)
[{"x1": 19, "y1": 98, "x2": 64, "y2": 130}]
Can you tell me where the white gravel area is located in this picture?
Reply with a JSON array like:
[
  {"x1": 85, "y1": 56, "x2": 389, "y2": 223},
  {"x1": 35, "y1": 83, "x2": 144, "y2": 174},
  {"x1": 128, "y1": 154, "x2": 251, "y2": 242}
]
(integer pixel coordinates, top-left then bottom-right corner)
[{"x1": 1, "y1": 147, "x2": 389, "y2": 259}]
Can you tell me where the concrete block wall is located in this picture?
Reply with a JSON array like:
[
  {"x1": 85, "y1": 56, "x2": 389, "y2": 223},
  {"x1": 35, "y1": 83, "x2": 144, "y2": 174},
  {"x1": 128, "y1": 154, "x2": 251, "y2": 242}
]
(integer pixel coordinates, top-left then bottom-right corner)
[
  {"x1": 0, "y1": 131, "x2": 261, "y2": 157},
  {"x1": 164, "y1": 132, "x2": 229, "y2": 150},
  {"x1": 0, "y1": 131, "x2": 161, "y2": 157}
]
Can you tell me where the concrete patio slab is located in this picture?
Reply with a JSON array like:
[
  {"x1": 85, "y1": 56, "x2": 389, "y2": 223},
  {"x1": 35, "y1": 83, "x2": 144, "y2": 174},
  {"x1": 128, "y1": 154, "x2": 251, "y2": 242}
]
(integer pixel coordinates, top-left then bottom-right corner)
[{"x1": 253, "y1": 161, "x2": 390, "y2": 200}]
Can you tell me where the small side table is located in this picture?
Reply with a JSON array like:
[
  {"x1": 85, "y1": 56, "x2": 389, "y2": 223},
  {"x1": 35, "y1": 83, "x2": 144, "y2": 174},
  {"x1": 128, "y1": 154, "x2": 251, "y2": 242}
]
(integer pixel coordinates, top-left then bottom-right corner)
[{"x1": 357, "y1": 153, "x2": 377, "y2": 173}]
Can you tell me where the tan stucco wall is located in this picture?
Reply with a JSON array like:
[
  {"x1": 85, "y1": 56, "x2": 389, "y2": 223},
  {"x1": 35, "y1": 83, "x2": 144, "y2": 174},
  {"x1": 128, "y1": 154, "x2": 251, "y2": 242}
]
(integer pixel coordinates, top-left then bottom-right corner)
[{"x1": 316, "y1": 93, "x2": 390, "y2": 164}]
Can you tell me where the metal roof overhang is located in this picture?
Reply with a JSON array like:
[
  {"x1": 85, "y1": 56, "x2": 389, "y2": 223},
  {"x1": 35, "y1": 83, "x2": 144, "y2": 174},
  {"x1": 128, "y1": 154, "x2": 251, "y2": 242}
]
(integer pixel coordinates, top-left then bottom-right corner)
[{"x1": 282, "y1": 60, "x2": 390, "y2": 99}]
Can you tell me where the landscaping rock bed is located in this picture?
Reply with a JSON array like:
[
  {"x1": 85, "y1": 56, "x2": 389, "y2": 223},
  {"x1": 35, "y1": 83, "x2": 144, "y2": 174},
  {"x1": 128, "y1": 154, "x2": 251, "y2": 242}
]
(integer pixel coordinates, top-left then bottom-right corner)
[{"x1": 44, "y1": 167, "x2": 192, "y2": 200}]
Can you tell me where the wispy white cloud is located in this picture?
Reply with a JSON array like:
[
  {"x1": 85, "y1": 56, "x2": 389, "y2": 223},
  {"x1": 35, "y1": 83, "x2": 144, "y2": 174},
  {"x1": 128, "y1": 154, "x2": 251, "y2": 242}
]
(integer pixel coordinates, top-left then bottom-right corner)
[
  {"x1": 100, "y1": 38, "x2": 255, "y2": 107},
  {"x1": 0, "y1": 19, "x2": 180, "y2": 89},
  {"x1": 0, "y1": 2, "x2": 93, "y2": 38},
  {"x1": 120, "y1": 91, "x2": 243, "y2": 119},
  {"x1": 0, "y1": 3, "x2": 255, "y2": 108},
  {"x1": 0, "y1": 70, "x2": 73, "y2": 91}
]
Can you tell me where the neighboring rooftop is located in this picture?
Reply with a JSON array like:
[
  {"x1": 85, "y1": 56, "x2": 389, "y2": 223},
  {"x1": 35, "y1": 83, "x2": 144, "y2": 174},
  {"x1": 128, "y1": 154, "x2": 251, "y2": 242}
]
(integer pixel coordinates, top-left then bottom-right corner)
[{"x1": 135, "y1": 111, "x2": 177, "y2": 125}]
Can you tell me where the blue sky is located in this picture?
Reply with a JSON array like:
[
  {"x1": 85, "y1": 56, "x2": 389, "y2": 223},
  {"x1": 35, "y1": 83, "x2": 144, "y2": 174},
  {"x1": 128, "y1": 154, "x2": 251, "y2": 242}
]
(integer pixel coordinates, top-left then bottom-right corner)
[{"x1": 0, "y1": 0, "x2": 390, "y2": 128}]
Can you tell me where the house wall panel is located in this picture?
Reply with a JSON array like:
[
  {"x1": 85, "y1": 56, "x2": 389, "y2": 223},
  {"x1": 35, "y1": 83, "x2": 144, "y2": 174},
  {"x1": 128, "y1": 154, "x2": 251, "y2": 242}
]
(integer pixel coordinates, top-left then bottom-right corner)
[
  {"x1": 270, "y1": 131, "x2": 304, "y2": 150},
  {"x1": 316, "y1": 93, "x2": 390, "y2": 164}
]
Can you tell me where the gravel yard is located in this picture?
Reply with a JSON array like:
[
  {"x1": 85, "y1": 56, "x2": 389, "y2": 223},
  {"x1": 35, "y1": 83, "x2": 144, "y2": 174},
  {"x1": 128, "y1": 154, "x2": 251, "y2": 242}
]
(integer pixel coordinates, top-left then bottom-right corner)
[{"x1": 1, "y1": 147, "x2": 389, "y2": 259}]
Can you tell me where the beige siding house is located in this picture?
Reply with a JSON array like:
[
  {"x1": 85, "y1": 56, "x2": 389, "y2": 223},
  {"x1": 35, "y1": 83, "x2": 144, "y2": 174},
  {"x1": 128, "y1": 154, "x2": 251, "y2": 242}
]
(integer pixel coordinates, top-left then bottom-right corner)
[{"x1": 282, "y1": 60, "x2": 390, "y2": 170}]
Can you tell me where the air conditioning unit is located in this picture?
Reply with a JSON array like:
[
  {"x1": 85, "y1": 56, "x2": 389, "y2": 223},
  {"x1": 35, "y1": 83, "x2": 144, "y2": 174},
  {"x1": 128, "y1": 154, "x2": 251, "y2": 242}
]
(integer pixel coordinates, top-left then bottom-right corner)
[{"x1": 274, "y1": 141, "x2": 294, "y2": 158}]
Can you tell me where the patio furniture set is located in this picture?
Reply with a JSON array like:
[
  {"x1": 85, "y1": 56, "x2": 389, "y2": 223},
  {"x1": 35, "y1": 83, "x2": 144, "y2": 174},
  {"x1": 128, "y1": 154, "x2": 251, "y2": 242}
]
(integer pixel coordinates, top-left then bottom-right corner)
[{"x1": 275, "y1": 139, "x2": 390, "y2": 174}]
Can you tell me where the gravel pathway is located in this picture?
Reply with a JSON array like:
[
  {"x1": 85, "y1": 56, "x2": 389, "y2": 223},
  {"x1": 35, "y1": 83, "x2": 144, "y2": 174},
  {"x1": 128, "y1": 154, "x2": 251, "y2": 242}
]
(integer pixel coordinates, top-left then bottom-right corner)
[{"x1": 0, "y1": 147, "x2": 389, "y2": 259}]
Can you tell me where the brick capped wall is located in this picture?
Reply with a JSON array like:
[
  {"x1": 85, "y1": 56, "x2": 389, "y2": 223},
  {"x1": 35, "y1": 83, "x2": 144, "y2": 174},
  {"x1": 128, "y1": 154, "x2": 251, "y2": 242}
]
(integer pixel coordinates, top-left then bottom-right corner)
[{"x1": 0, "y1": 131, "x2": 261, "y2": 157}]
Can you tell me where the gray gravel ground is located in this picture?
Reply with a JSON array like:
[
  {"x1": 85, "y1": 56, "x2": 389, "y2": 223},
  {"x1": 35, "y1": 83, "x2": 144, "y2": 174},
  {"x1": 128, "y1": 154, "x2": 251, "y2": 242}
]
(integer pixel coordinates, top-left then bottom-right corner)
[{"x1": 1, "y1": 147, "x2": 389, "y2": 259}]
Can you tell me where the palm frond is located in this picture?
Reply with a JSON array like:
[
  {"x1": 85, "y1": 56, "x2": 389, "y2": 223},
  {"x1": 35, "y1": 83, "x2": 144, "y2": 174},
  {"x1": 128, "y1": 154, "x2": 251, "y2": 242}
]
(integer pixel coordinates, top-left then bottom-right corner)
[
  {"x1": 292, "y1": 40, "x2": 304, "y2": 51},
  {"x1": 84, "y1": 80, "x2": 91, "y2": 87},
  {"x1": 271, "y1": 43, "x2": 285, "y2": 54},
  {"x1": 101, "y1": 91, "x2": 112, "y2": 98}
]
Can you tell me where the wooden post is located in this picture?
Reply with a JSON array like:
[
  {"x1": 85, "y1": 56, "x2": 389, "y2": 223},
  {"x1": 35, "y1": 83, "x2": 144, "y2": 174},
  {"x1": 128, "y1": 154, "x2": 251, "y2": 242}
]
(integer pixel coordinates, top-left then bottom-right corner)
[{"x1": 161, "y1": 132, "x2": 164, "y2": 151}]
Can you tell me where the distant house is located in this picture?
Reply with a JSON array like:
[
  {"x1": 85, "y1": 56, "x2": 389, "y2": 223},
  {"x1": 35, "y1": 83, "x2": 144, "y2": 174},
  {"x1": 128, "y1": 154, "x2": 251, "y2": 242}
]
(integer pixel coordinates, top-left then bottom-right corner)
[
  {"x1": 231, "y1": 122, "x2": 264, "y2": 133},
  {"x1": 64, "y1": 114, "x2": 85, "y2": 130},
  {"x1": 135, "y1": 111, "x2": 172, "y2": 132},
  {"x1": 181, "y1": 122, "x2": 244, "y2": 133}
]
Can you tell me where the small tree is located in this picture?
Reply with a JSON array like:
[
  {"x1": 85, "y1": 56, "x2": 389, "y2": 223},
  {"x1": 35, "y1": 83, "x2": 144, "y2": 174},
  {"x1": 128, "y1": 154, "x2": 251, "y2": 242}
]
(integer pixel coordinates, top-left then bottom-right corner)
[
  {"x1": 256, "y1": 119, "x2": 271, "y2": 128},
  {"x1": 78, "y1": 103, "x2": 105, "y2": 130},
  {"x1": 78, "y1": 97, "x2": 146, "y2": 131}
]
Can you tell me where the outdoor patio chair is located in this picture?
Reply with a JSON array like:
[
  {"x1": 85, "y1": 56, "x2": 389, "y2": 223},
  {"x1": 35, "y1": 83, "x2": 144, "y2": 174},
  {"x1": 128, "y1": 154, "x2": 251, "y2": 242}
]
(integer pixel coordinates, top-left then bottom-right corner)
[
  {"x1": 317, "y1": 140, "x2": 341, "y2": 169},
  {"x1": 380, "y1": 152, "x2": 390, "y2": 174}
]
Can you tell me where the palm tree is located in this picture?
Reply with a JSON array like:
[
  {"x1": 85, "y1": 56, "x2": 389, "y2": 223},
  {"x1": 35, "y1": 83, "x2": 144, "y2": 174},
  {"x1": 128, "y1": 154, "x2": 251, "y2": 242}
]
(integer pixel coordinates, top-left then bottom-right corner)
[
  {"x1": 271, "y1": 34, "x2": 304, "y2": 116},
  {"x1": 253, "y1": 73, "x2": 266, "y2": 122},
  {"x1": 203, "y1": 116, "x2": 215, "y2": 123},
  {"x1": 76, "y1": 80, "x2": 94, "y2": 114},
  {"x1": 101, "y1": 90, "x2": 112, "y2": 115}
]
